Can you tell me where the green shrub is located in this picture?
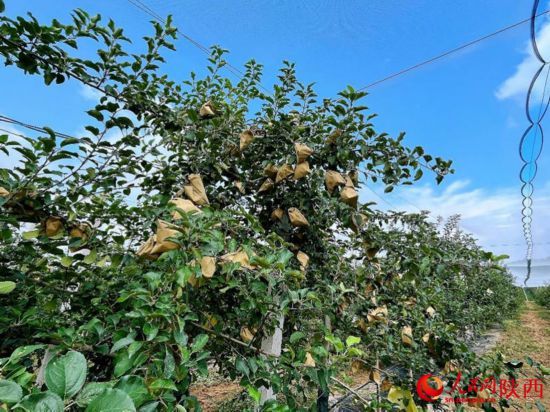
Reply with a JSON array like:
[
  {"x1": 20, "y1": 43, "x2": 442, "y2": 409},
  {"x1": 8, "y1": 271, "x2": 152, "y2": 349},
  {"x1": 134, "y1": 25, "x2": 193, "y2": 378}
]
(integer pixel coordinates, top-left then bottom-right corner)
[{"x1": 534, "y1": 285, "x2": 550, "y2": 309}]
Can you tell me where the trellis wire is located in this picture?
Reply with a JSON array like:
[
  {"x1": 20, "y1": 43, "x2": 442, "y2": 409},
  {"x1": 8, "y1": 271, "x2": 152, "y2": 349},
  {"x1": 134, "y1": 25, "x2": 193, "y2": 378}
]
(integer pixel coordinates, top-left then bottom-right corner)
[
  {"x1": 358, "y1": 8, "x2": 550, "y2": 91},
  {"x1": 0, "y1": 114, "x2": 76, "y2": 140},
  {"x1": 125, "y1": 0, "x2": 271, "y2": 93}
]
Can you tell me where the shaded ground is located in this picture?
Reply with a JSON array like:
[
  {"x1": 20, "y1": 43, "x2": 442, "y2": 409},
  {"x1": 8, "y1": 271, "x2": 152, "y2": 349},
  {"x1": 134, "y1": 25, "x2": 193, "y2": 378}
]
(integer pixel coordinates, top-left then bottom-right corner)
[{"x1": 471, "y1": 326, "x2": 504, "y2": 356}]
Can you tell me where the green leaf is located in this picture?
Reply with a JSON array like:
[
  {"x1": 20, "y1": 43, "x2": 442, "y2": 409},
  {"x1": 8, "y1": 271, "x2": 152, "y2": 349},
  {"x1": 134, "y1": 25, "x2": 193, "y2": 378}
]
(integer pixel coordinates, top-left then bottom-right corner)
[
  {"x1": 127, "y1": 342, "x2": 143, "y2": 359},
  {"x1": 0, "y1": 380, "x2": 22, "y2": 404},
  {"x1": 16, "y1": 392, "x2": 64, "y2": 412},
  {"x1": 45, "y1": 351, "x2": 87, "y2": 399},
  {"x1": 0, "y1": 0, "x2": 5, "y2": 13},
  {"x1": 191, "y1": 334, "x2": 208, "y2": 352},
  {"x1": 85, "y1": 388, "x2": 136, "y2": 412},
  {"x1": 22, "y1": 230, "x2": 40, "y2": 240},
  {"x1": 8, "y1": 345, "x2": 45, "y2": 364},
  {"x1": 163, "y1": 349, "x2": 175, "y2": 379},
  {"x1": 143, "y1": 324, "x2": 158, "y2": 341},
  {"x1": 76, "y1": 382, "x2": 114, "y2": 407},
  {"x1": 142, "y1": 272, "x2": 161, "y2": 291},
  {"x1": 148, "y1": 379, "x2": 176, "y2": 391},
  {"x1": 247, "y1": 385, "x2": 261, "y2": 405},
  {"x1": 275, "y1": 249, "x2": 294, "y2": 268},
  {"x1": 0, "y1": 281, "x2": 16, "y2": 295},
  {"x1": 346, "y1": 336, "x2": 361, "y2": 347},
  {"x1": 289, "y1": 332, "x2": 305, "y2": 344},
  {"x1": 83, "y1": 250, "x2": 98, "y2": 264},
  {"x1": 114, "y1": 352, "x2": 133, "y2": 378},
  {"x1": 114, "y1": 116, "x2": 134, "y2": 129},
  {"x1": 60, "y1": 137, "x2": 80, "y2": 147},
  {"x1": 325, "y1": 335, "x2": 344, "y2": 352},
  {"x1": 60, "y1": 256, "x2": 73, "y2": 268},
  {"x1": 111, "y1": 336, "x2": 135, "y2": 354},
  {"x1": 235, "y1": 358, "x2": 249, "y2": 376},
  {"x1": 115, "y1": 376, "x2": 149, "y2": 408},
  {"x1": 176, "y1": 267, "x2": 192, "y2": 287},
  {"x1": 138, "y1": 402, "x2": 159, "y2": 412},
  {"x1": 85, "y1": 126, "x2": 100, "y2": 135},
  {"x1": 173, "y1": 330, "x2": 187, "y2": 346},
  {"x1": 87, "y1": 110, "x2": 104, "y2": 122}
]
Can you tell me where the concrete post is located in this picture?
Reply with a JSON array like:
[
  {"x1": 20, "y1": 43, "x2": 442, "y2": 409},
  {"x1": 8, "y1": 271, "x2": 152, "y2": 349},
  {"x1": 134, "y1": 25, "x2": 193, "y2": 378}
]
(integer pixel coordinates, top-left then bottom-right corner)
[{"x1": 259, "y1": 314, "x2": 284, "y2": 405}]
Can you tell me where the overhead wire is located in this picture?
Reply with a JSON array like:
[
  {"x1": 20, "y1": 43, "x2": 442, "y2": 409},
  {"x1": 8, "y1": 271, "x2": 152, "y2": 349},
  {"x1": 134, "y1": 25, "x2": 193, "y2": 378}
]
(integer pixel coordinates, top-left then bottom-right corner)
[
  {"x1": 363, "y1": 181, "x2": 441, "y2": 218},
  {"x1": 125, "y1": 0, "x2": 271, "y2": 93},
  {"x1": 0, "y1": 114, "x2": 76, "y2": 140},
  {"x1": 358, "y1": 8, "x2": 550, "y2": 91},
  {"x1": 127, "y1": 1, "x2": 550, "y2": 94},
  {"x1": 389, "y1": 192, "x2": 427, "y2": 214},
  {"x1": 363, "y1": 185, "x2": 437, "y2": 222},
  {"x1": 363, "y1": 184, "x2": 397, "y2": 209},
  {"x1": 0, "y1": 126, "x2": 29, "y2": 140}
]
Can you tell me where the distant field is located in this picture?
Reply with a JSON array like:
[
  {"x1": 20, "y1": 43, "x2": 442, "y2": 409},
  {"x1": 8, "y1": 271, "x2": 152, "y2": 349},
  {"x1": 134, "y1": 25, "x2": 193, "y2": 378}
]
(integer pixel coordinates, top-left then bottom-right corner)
[{"x1": 507, "y1": 265, "x2": 550, "y2": 287}]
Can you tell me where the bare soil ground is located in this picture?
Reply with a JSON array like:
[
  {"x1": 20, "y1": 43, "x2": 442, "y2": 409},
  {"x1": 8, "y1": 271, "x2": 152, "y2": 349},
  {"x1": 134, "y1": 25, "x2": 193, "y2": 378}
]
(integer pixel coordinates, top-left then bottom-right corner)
[{"x1": 189, "y1": 380, "x2": 242, "y2": 411}]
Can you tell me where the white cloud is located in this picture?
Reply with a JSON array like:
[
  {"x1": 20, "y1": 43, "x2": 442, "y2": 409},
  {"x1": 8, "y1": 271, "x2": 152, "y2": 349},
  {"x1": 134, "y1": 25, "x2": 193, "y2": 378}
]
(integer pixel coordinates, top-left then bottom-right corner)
[
  {"x1": 80, "y1": 85, "x2": 104, "y2": 101},
  {"x1": 360, "y1": 180, "x2": 550, "y2": 266},
  {"x1": 496, "y1": 14, "x2": 550, "y2": 101}
]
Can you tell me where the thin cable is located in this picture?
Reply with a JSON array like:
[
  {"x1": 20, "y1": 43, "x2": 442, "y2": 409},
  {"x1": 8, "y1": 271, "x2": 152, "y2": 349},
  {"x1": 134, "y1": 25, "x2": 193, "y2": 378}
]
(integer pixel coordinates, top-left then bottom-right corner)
[
  {"x1": 0, "y1": 127, "x2": 28, "y2": 140},
  {"x1": 358, "y1": 8, "x2": 550, "y2": 91},
  {"x1": 127, "y1": 0, "x2": 262, "y2": 84},
  {"x1": 0, "y1": 114, "x2": 76, "y2": 140},
  {"x1": 364, "y1": 184, "x2": 396, "y2": 209},
  {"x1": 391, "y1": 192, "x2": 425, "y2": 212},
  {"x1": 124, "y1": 0, "x2": 238, "y2": 82},
  {"x1": 362, "y1": 179, "x2": 436, "y2": 217},
  {"x1": 364, "y1": 184, "x2": 441, "y2": 222},
  {"x1": 126, "y1": 0, "x2": 271, "y2": 93}
]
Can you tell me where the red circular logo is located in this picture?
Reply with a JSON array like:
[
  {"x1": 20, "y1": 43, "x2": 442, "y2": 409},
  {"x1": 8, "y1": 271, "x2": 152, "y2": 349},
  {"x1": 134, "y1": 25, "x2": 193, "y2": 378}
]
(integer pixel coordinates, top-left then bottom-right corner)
[{"x1": 416, "y1": 374, "x2": 444, "y2": 402}]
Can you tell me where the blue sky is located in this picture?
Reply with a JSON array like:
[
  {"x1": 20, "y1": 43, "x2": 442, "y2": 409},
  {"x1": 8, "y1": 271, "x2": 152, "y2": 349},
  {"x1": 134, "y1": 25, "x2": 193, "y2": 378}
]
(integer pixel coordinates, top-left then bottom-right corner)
[{"x1": 1, "y1": 1, "x2": 549, "y2": 279}]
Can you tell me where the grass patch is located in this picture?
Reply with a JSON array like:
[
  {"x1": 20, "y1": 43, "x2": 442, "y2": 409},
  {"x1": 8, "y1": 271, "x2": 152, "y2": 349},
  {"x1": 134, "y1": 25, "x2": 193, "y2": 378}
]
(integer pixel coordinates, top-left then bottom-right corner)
[
  {"x1": 490, "y1": 302, "x2": 550, "y2": 410},
  {"x1": 534, "y1": 306, "x2": 550, "y2": 322}
]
